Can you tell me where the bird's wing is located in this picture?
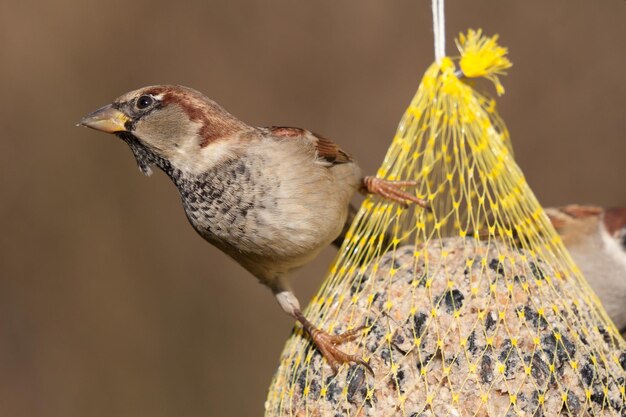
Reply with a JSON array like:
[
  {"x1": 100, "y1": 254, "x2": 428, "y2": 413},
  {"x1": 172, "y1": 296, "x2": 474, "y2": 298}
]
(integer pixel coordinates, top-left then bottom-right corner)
[{"x1": 266, "y1": 126, "x2": 352, "y2": 166}]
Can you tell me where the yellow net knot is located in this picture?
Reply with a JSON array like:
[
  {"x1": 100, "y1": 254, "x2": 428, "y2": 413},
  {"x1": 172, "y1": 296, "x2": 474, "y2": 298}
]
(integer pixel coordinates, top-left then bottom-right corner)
[
  {"x1": 457, "y1": 29, "x2": 512, "y2": 95},
  {"x1": 439, "y1": 56, "x2": 455, "y2": 73}
]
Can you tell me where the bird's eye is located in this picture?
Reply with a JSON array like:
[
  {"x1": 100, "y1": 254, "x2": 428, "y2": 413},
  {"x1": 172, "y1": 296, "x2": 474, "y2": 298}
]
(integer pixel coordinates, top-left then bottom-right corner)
[{"x1": 136, "y1": 95, "x2": 154, "y2": 110}]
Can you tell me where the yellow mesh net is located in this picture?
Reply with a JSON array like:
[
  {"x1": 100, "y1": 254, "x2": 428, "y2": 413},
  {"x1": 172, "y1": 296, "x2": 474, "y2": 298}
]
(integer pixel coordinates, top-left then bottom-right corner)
[{"x1": 265, "y1": 30, "x2": 626, "y2": 417}]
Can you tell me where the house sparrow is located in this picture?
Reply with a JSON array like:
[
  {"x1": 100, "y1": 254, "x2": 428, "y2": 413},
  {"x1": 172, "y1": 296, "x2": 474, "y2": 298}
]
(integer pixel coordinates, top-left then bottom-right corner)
[
  {"x1": 546, "y1": 205, "x2": 626, "y2": 335},
  {"x1": 79, "y1": 85, "x2": 428, "y2": 373}
]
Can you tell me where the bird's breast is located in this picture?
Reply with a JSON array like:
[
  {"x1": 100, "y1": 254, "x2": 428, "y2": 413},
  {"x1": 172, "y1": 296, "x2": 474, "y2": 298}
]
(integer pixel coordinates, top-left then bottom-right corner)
[
  {"x1": 174, "y1": 149, "x2": 359, "y2": 269},
  {"x1": 177, "y1": 159, "x2": 258, "y2": 247}
]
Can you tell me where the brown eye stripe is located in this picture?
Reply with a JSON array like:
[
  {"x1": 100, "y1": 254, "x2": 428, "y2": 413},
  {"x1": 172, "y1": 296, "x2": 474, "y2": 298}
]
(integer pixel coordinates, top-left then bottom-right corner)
[
  {"x1": 160, "y1": 88, "x2": 241, "y2": 148},
  {"x1": 124, "y1": 86, "x2": 245, "y2": 147}
]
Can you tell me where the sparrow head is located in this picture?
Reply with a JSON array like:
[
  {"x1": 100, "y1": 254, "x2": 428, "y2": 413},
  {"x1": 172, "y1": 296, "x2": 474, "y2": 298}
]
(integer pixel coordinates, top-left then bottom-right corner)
[
  {"x1": 547, "y1": 205, "x2": 626, "y2": 253},
  {"x1": 79, "y1": 85, "x2": 249, "y2": 175}
]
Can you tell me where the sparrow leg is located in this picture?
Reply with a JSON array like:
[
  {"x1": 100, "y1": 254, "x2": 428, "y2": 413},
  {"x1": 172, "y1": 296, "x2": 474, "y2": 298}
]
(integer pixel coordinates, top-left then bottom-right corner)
[
  {"x1": 361, "y1": 176, "x2": 428, "y2": 209},
  {"x1": 293, "y1": 310, "x2": 372, "y2": 374},
  {"x1": 273, "y1": 284, "x2": 372, "y2": 375}
]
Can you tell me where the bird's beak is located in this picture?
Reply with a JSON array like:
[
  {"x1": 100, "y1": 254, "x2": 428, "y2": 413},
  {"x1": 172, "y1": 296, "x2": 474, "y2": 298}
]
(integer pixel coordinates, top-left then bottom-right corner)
[{"x1": 78, "y1": 105, "x2": 130, "y2": 133}]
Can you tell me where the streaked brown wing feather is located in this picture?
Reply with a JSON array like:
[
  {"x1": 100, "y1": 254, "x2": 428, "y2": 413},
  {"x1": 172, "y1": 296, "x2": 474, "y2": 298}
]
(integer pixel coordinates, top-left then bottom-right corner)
[
  {"x1": 313, "y1": 135, "x2": 352, "y2": 164},
  {"x1": 267, "y1": 126, "x2": 352, "y2": 165}
]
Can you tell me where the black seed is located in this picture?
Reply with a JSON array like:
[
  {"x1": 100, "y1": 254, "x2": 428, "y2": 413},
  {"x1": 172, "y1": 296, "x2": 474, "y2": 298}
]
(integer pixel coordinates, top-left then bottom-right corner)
[
  {"x1": 296, "y1": 369, "x2": 308, "y2": 393},
  {"x1": 324, "y1": 377, "x2": 341, "y2": 403},
  {"x1": 531, "y1": 392, "x2": 545, "y2": 417},
  {"x1": 541, "y1": 333, "x2": 556, "y2": 352},
  {"x1": 523, "y1": 305, "x2": 547, "y2": 328},
  {"x1": 438, "y1": 289, "x2": 464, "y2": 313},
  {"x1": 485, "y1": 312, "x2": 497, "y2": 331},
  {"x1": 396, "y1": 369, "x2": 405, "y2": 383},
  {"x1": 346, "y1": 365, "x2": 365, "y2": 403},
  {"x1": 597, "y1": 325, "x2": 616, "y2": 345},
  {"x1": 537, "y1": 330, "x2": 574, "y2": 371},
  {"x1": 308, "y1": 378, "x2": 320, "y2": 398},
  {"x1": 416, "y1": 353, "x2": 434, "y2": 371},
  {"x1": 498, "y1": 339, "x2": 518, "y2": 377},
  {"x1": 563, "y1": 392, "x2": 581, "y2": 415},
  {"x1": 393, "y1": 368, "x2": 406, "y2": 392},
  {"x1": 580, "y1": 361, "x2": 595, "y2": 386},
  {"x1": 529, "y1": 262, "x2": 545, "y2": 280},
  {"x1": 480, "y1": 353, "x2": 494, "y2": 383},
  {"x1": 529, "y1": 354, "x2": 550, "y2": 385},
  {"x1": 620, "y1": 351, "x2": 626, "y2": 370},
  {"x1": 489, "y1": 258, "x2": 505, "y2": 275},
  {"x1": 561, "y1": 333, "x2": 576, "y2": 358},
  {"x1": 413, "y1": 313, "x2": 428, "y2": 337},
  {"x1": 380, "y1": 347, "x2": 391, "y2": 365},
  {"x1": 468, "y1": 331, "x2": 478, "y2": 354},
  {"x1": 590, "y1": 389, "x2": 606, "y2": 407},
  {"x1": 513, "y1": 275, "x2": 525, "y2": 284}
]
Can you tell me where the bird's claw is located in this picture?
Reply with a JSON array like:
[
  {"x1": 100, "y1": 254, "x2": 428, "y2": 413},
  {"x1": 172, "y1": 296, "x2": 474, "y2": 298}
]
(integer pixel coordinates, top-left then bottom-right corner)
[
  {"x1": 362, "y1": 176, "x2": 429, "y2": 209},
  {"x1": 310, "y1": 326, "x2": 373, "y2": 375},
  {"x1": 295, "y1": 311, "x2": 373, "y2": 376}
]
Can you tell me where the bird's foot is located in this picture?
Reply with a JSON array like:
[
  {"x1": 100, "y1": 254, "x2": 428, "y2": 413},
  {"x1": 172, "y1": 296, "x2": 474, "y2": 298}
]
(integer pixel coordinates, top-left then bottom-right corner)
[
  {"x1": 361, "y1": 176, "x2": 429, "y2": 209},
  {"x1": 295, "y1": 311, "x2": 372, "y2": 375}
]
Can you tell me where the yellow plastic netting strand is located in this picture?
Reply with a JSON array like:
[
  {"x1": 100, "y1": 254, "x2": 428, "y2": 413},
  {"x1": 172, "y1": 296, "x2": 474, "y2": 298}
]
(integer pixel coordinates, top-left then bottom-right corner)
[{"x1": 266, "y1": 30, "x2": 625, "y2": 417}]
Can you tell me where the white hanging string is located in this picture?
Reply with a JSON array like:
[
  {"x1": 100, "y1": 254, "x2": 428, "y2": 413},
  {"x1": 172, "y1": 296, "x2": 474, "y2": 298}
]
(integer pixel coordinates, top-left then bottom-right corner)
[{"x1": 431, "y1": 0, "x2": 446, "y2": 63}]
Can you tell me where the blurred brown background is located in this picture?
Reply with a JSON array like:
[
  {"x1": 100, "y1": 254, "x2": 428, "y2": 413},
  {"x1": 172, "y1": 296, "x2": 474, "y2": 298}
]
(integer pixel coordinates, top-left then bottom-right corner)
[{"x1": 0, "y1": 1, "x2": 624, "y2": 416}]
